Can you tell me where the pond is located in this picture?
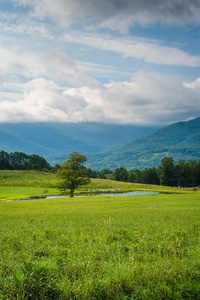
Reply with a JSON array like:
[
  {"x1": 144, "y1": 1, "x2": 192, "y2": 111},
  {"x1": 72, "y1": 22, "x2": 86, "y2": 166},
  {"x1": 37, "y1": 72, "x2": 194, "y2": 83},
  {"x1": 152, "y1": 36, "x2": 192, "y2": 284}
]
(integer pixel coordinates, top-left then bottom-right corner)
[{"x1": 46, "y1": 191, "x2": 159, "y2": 199}]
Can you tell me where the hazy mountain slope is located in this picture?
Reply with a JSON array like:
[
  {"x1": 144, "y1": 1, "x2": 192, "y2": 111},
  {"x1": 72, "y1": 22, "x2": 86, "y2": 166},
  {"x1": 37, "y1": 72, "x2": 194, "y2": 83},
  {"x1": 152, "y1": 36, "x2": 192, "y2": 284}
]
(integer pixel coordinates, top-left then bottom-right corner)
[
  {"x1": 0, "y1": 122, "x2": 160, "y2": 156},
  {"x1": 84, "y1": 117, "x2": 200, "y2": 170},
  {"x1": 0, "y1": 124, "x2": 99, "y2": 155}
]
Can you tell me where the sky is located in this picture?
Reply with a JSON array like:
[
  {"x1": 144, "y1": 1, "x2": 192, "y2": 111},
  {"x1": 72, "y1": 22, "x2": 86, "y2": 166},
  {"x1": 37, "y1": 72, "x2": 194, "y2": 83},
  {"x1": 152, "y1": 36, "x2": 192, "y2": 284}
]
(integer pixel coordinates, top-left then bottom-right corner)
[{"x1": 0, "y1": 0, "x2": 200, "y2": 126}]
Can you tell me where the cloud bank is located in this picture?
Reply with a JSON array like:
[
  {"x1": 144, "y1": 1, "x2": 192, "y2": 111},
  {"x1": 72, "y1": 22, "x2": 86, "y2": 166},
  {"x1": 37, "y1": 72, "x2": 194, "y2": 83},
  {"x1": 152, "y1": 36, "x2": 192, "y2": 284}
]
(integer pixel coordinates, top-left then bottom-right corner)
[
  {"x1": 0, "y1": 0, "x2": 199, "y2": 125},
  {"x1": 1, "y1": 72, "x2": 199, "y2": 125},
  {"x1": 15, "y1": 0, "x2": 200, "y2": 30}
]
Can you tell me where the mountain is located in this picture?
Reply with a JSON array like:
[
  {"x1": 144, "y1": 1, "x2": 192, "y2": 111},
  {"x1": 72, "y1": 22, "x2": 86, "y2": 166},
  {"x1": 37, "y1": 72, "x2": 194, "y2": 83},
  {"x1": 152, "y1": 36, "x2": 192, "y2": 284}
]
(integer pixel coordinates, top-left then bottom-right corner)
[
  {"x1": 83, "y1": 117, "x2": 200, "y2": 170},
  {"x1": 0, "y1": 122, "x2": 160, "y2": 156}
]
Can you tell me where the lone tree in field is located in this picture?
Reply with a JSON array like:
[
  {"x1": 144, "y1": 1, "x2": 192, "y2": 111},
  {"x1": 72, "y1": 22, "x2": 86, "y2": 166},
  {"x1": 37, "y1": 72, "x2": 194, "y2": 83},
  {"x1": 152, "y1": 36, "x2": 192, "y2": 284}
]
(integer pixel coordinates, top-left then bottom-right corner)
[{"x1": 55, "y1": 152, "x2": 91, "y2": 197}]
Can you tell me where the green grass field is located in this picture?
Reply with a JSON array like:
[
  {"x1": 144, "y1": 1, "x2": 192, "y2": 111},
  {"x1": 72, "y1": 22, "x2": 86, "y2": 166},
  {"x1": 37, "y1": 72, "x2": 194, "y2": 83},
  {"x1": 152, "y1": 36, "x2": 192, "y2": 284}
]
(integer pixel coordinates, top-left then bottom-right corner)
[
  {"x1": 0, "y1": 170, "x2": 197, "y2": 201},
  {"x1": 1, "y1": 192, "x2": 200, "y2": 299},
  {"x1": 0, "y1": 170, "x2": 200, "y2": 299}
]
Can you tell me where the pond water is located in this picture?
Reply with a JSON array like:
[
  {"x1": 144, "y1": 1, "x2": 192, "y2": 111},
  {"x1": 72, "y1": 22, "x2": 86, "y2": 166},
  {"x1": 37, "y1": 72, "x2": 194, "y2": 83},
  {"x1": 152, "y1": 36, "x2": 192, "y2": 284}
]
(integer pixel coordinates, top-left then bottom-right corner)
[{"x1": 47, "y1": 191, "x2": 159, "y2": 199}]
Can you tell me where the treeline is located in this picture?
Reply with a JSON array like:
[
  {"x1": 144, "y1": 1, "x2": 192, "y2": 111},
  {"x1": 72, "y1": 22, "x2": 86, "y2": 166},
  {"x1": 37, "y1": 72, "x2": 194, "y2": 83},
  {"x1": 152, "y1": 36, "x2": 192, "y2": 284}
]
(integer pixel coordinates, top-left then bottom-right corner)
[
  {"x1": 1, "y1": 150, "x2": 199, "y2": 187},
  {"x1": 0, "y1": 150, "x2": 52, "y2": 171},
  {"x1": 87, "y1": 157, "x2": 200, "y2": 188}
]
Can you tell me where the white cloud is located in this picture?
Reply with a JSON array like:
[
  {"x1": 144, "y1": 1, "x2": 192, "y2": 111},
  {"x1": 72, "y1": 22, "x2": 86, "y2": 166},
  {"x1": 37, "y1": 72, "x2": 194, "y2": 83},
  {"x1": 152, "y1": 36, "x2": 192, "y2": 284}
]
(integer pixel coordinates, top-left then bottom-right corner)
[
  {"x1": 0, "y1": 45, "x2": 97, "y2": 87},
  {"x1": 14, "y1": 0, "x2": 200, "y2": 30},
  {"x1": 40, "y1": 50, "x2": 99, "y2": 87},
  {"x1": 0, "y1": 73, "x2": 199, "y2": 125},
  {"x1": 0, "y1": 46, "x2": 43, "y2": 83},
  {"x1": 184, "y1": 77, "x2": 200, "y2": 89},
  {"x1": 0, "y1": 9, "x2": 53, "y2": 39},
  {"x1": 0, "y1": 78, "x2": 88, "y2": 122},
  {"x1": 62, "y1": 32, "x2": 200, "y2": 67},
  {"x1": 1, "y1": 1, "x2": 199, "y2": 127}
]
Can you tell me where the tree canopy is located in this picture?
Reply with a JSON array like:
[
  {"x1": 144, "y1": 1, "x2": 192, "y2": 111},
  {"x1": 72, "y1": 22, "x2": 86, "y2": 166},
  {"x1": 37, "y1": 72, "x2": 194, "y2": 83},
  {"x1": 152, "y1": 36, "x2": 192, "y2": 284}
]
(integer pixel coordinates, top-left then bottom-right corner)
[
  {"x1": 56, "y1": 152, "x2": 91, "y2": 197},
  {"x1": 0, "y1": 150, "x2": 51, "y2": 171},
  {"x1": 160, "y1": 157, "x2": 177, "y2": 187}
]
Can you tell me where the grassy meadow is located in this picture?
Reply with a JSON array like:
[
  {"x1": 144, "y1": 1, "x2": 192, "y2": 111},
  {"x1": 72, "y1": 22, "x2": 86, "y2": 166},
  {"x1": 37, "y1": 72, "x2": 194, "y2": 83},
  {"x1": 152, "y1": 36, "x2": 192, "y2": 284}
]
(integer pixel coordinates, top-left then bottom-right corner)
[
  {"x1": 0, "y1": 170, "x2": 200, "y2": 299},
  {"x1": 0, "y1": 170, "x2": 196, "y2": 201}
]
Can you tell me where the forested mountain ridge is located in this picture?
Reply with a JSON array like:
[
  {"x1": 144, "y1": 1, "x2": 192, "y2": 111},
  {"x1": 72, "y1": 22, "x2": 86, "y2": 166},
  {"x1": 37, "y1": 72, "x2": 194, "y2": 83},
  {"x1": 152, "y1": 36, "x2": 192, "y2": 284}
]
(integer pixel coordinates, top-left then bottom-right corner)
[
  {"x1": 1, "y1": 118, "x2": 199, "y2": 171},
  {"x1": 84, "y1": 117, "x2": 200, "y2": 170},
  {"x1": 0, "y1": 122, "x2": 160, "y2": 156}
]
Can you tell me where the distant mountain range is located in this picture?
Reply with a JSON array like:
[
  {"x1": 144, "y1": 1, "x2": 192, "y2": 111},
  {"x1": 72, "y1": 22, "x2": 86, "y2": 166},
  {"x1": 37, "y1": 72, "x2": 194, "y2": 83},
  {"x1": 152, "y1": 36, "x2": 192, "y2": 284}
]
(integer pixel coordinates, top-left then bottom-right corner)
[
  {"x1": 84, "y1": 117, "x2": 200, "y2": 170},
  {"x1": 0, "y1": 122, "x2": 160, "y2": 156},
  {"x1": 1, "y1": 118, "x2": 199, "y2": 170}
]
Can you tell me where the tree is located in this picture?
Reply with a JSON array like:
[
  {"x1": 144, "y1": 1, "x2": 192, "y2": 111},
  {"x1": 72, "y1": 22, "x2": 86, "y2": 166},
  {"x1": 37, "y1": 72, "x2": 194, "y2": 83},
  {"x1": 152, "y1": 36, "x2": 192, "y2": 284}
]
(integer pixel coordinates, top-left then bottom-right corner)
[
  {"x1": 55, "y1": 152, "x2": 91, "y2": 197},
  {"x1": 10, "y1": 152, "x2": 29, "y2": 170},
  {"x1": 160, "y1": 157, "x2": 177, "y2": 187},
  {"x1": 52, "y1": 164, "x2": 61, "y2": 173},
  {"x1": 128, "y1": 170, "x2": 137, "y2": 183},
  {"x1": 176, "y1": 160, "x2": 189, "y2": 187},
  {"x1": 86, "y1": 168, "x2": 98, "y2": 178},
  {"x1": 97, "y1": 168, "x2": 113, "y2": 179},
  {"x1": 28, "y1": 154, "x2": 51, "y2": 171},
  {"x1": 145, "y1": 167, "x2": 160, "y2": 185},
  {"x1": 134, "y1": 169, "x2": 142, "y2": 183},
  {"x1": 0, "y1": 150, "x2": 12, "y2": 170},
  {"x1": 113, "y1": 167, "x2": 128, "y2": 182}
]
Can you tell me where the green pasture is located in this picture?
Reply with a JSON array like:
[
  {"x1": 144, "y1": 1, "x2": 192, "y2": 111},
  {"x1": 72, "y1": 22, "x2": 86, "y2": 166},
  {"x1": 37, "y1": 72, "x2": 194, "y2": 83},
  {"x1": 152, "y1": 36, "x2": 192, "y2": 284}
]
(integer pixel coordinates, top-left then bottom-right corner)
[
  {"x1": 0, "y1": 170, "x2": 198, "y2": 201},
  {"x1": 0, "y1": 192, "x2": 200, "y2": 299},
  {"x1": 0, "y1": 186, "x2": 59, "y2": 201},
  {"x1": 0, "y1": 170, "x2": 59, "y2": 200},
  {"x1": 0, "y1": 170, "x2": 57, "y2": 188}
]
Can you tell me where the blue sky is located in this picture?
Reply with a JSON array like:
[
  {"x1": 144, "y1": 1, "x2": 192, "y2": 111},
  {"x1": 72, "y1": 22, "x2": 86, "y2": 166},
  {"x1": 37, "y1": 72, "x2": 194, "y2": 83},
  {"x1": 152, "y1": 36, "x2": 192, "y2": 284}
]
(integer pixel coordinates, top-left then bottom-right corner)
[{"x1": 0, "y1": 0, "x2": 200, "y2": 125}]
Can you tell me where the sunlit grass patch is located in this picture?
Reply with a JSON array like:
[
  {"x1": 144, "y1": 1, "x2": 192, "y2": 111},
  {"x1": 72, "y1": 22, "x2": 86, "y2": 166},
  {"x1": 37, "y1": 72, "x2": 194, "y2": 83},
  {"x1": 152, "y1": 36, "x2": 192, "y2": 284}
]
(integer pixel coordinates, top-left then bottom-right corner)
[{"x1": 0, "y1": 186, "x2": 59, "y2": 201}]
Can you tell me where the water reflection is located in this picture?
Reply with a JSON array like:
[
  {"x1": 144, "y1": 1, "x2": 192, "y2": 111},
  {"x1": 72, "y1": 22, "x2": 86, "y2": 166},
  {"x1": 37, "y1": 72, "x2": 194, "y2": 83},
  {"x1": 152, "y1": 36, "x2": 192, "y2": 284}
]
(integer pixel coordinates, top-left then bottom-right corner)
[{"x1": 47, "y1": 191, "x2": 159, "y2": 199}]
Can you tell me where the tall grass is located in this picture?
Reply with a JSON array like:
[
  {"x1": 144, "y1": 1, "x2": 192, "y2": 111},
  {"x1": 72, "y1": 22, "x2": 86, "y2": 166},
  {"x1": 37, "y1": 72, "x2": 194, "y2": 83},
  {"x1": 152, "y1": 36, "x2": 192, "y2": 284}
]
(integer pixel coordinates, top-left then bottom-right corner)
[{"x1": 0, "y1": 193, "x2": 200, "y2": 299}]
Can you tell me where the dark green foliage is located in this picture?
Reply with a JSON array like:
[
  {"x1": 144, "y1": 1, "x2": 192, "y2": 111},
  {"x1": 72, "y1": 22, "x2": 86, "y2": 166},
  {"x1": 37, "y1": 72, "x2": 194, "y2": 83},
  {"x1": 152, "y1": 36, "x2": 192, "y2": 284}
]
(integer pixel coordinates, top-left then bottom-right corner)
[
  {"x1": 113, "y1": 167, "x2": 129, "y2": 182},
  {"x1": 143, "y1": 167, "x2": 160, "y2": 185},
  {"x1": 9, "y1": 151, "x2": 29, "y2": 170},
  {"x1": 0, "y1": 150, "x2": 12, "y2": 169},
  {"x1": 51, "y1": 164, "x2": 61, "y2": 173},
  {"x1": 176, "y1": 160, "x2": 200, "y2": 187},
  {"x1": 86, "y1": 167, "x2": 98, "y2": 178},
  {"x1": 97, "y1": 168, "x2": 113, "y2": 179},
  {"x1": 127, "y1": 167, "x2": 160, "y2": 185},
  {"x1": 160, "y1": 157, "x2": 177, "y2": 186},
  {"x1": 0, "y1": 151, "x2": 51, "y2": 171},
  {"x1": 100, "y1": 158, "x2": 200, "y2": 187}
]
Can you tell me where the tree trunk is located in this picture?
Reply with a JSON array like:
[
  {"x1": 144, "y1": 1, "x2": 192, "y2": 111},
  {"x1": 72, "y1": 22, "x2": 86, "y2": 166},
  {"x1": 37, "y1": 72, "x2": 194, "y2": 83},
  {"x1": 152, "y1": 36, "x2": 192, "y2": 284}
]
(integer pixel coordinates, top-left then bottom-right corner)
[{"x1": 70, "y1": 189, "x2": 74, "y2": 197}]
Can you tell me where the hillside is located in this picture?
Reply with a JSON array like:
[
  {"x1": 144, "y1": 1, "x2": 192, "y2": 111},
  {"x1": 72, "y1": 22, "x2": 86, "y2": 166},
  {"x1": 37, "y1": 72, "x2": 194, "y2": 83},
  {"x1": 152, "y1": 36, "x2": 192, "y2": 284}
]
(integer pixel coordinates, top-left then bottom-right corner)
[
  {"x1": 84, "y1": 117, "x2": 200, "y2": 170},
  {"x1": 0, "y1": 122, "x2": 160, "y2": 156}
]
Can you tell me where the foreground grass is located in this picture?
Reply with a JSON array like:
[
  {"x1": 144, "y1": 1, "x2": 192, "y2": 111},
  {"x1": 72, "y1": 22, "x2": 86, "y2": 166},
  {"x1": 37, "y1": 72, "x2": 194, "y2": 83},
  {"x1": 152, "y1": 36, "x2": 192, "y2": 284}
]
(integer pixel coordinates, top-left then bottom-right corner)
[{"x1": 0, "y1": 193, "x2": 200, "y2": 299}]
